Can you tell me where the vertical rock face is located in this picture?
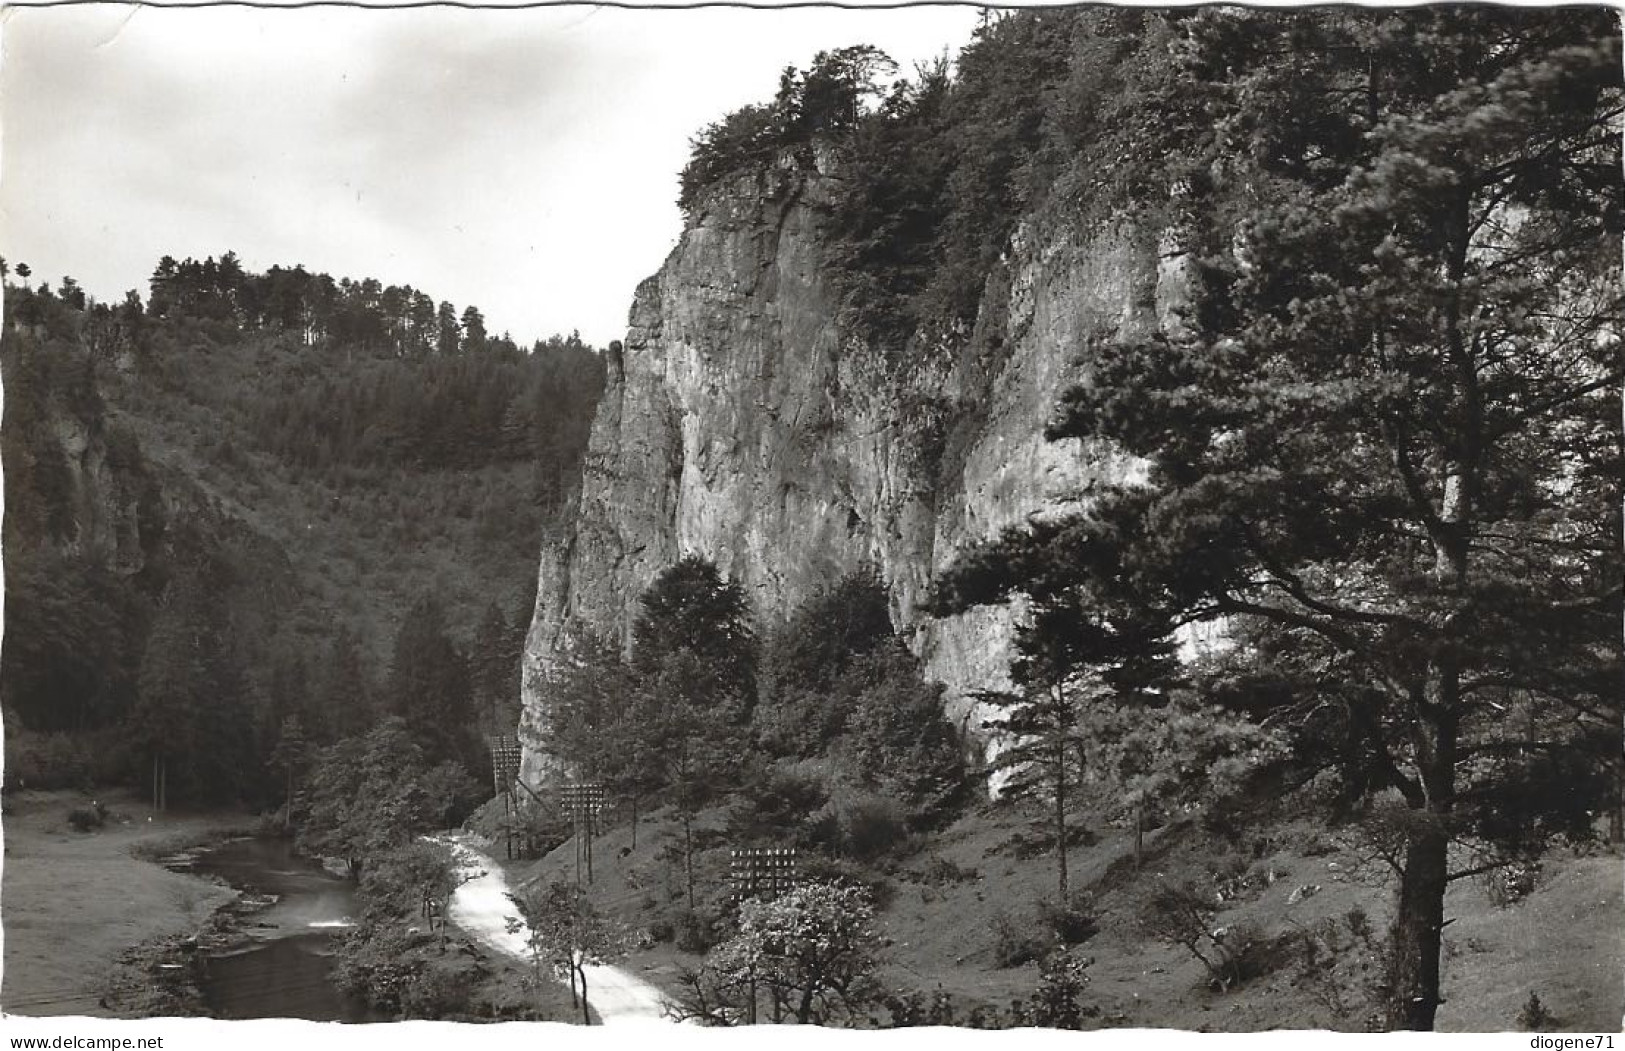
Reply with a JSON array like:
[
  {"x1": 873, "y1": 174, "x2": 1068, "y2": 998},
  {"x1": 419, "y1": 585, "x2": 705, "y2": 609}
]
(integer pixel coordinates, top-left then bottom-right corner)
[
  {"x1": 24, "y1": 385, "x2": 167, "y2": 578},
  {"x1": 519, "y1": 165, "x2": 1192, "y2": 787}
]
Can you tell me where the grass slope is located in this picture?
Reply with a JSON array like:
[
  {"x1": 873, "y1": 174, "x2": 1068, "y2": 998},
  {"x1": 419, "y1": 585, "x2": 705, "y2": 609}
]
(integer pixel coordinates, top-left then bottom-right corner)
[
  {"x1": 504, "y1": 793, "x2": 1623, "y2": 1031},
  {"x1": 1, "y1": 789, "x2": 249, "y2": 1017}
]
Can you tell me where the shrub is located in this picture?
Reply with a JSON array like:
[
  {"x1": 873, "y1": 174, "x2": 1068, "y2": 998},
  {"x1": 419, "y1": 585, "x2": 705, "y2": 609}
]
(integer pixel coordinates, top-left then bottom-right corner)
[
  {"x1": 796, "y1": 853, "x2": 896, "y2": 908},
  {"x1": 1290, "y1": 908, "x2": 1385, "y2": 1023},
  {"x1": 1212, "y1": 922, "x2": 1293, "y2": 989},
  {"x1": 1343, "y1": 906, "x2": 1374, "y2": 945},
  {"x1": 997, "y1": 822, "x2": 1099, "y2": 861},
  {"x1": 919, "y1": 855, "x2": 978, "y2": 885},
  {"x1": 1139, "y1": 881, "x2": 1284, "y2": 991},
  {"x1": 1027, "y1": 950, "x2": 1096, "y2": 1029},
  {"x1": 730, "y1": 763, "x2": 830, "y2": 843},
  {"x1": 67, "y1": 806, "x2": 105, "y2": 832},
  {"x1": 334, "y1": 925, "x2": 435, "y2": 1012},
  {"x1": 883, "y1": 988, "x2": 960, "y2": 1027},
  {"x1": 1517, "y1": 991, "x2": 1558, "y2": 1030},
  {"x1": 1040, "y1": 891, "x2": 1101, "y2": 946},
  {"x1": 1200, "y1": 796, "x2": 1254, "y2": 841},
  {"x1": 1300, "y1": 831, "x2": 1339, "y2": 857},
  {"x1": 828, "y1": 792, "x2": 909, "y2": 861},
  {"x1": 675, "y1": 911, "x2": 719, "y2": 954},
  {"x1": 1250, "y1": 859, "x2": 1288, "y2": 888},
  {"x1": 399, "y1": 961, "x2": 477, "y2": 1020},
  {"x1": 1486, "y1": 861, "x2": 1542, "y2": 907},
  {"x1": 991, "y1": 909, "x2": 1050, "y2": 969}
]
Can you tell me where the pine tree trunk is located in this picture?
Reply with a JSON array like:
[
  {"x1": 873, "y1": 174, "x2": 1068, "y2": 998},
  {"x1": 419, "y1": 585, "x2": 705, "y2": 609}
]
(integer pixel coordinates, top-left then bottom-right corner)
[
  {"x1": 683, "y1": 811, "x2": 696, "y2": 913},
  {"x1": 579, "y1": 961, "x2": 591, "y2": 1025},
  {"x1": 1054, "y1": 741, "x2": 1069, "y2": 901},
  {"x1": 1386, "y1": 691, "x2": 1459, "y2": 1031},
  {"x1": 1385, "y1": 823, "x2": 1449, "y2": 1030},
  {"x1": 1611, "y1": 756, "x2": 1623, "y2": 845}
]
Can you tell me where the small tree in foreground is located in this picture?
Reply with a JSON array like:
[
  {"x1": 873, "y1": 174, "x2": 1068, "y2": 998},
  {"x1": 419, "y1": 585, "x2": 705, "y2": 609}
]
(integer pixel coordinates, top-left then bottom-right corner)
[
  {"x1": 296, "y1": 718, "x2": 476, "y2": 878},
  {"x1": 360, "y1": 840, "x2": 465, "y2": 944},
  {"x1": 1025, "y1": 950, "x2": 1094, "y2": 1029},
  {"x1": 668, "y1": 881, "x2": 884, "y2": 1026},
  {"x1": 507, "y1": 879, "x2": 631, "y2": 1025}
]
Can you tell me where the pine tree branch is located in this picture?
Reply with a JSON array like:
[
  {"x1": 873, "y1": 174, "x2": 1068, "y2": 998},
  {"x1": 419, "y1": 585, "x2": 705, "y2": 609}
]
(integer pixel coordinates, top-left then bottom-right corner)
[
  {"x1": 1483, "y1": 373, "x2": 1622, "y2": 443},
  {"x1": 1457, "y1": 738, "x2": 1573, "y2": 761},
  {"x1": 1212, "y1": 596, "x2": 1411, "y2": 704},
  {"x1": 1446, "y1": 860, "x2": 1513, "y2": 883},
  {"x1": 1239, "y1": 525, "x2": 1427, "y2": 630},
  {"x1": 1382, "y1": 414, "x2": 1450, "y2": 549},
  {"x1": 1473, "y1": 107, "x2": 1625, "y2": 188}
]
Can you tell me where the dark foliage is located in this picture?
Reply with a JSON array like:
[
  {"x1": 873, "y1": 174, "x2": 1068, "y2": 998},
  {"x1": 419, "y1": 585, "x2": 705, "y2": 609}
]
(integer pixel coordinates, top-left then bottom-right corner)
[
  {"x1": 66, "y1": 806, "x2": 105, "y2": 832},
  {"x1": 1517, "y1": 992, "x2": 1558, "y2": 1031},
  {"x1": 1, "y1": 255, "x2": 602, "y2": 808},
  {"x1": 753, "y1": 572, "x2": 966, "y2": 832},
  {"x1": 678, "y1": 46, "x2": 898, "y2": 213},
  {"x1": 930, "y1": 6, "x2": 1621, "y2": 1031},
  {"x1": 295, "y1": 717, "x2": 480, "y2": 875},
  {"x1": 386, "y1": 594, "x2": 483, "y2": 775},
  {"x1": 632, "y1": 555, "x2": 757, "y2": 708}
]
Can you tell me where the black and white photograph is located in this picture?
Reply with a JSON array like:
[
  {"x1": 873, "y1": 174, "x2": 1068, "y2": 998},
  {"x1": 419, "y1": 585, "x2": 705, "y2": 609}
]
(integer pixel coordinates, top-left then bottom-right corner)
[{"x1": 1, "y1": 0, "x2": 1620, "y2": 1038}]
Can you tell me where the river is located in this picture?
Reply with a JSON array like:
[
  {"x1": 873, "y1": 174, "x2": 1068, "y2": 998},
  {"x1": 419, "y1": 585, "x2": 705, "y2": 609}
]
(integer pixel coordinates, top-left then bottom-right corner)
[{"x1": 184, "y1": 837, "x2": 386, "y2": 1022}]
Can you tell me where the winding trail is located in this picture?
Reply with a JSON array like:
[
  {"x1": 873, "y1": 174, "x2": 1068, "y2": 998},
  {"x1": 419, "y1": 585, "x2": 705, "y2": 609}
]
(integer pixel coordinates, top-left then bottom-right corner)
[{"x1": 440, "y1": 834, "x2": 672, "y2": 1025}]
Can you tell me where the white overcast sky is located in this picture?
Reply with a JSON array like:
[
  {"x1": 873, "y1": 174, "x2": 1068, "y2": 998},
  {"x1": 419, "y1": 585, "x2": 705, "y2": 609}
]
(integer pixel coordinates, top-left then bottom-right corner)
[{"x1": 0, "y1": 2, "x2": 986, "y2": 347}]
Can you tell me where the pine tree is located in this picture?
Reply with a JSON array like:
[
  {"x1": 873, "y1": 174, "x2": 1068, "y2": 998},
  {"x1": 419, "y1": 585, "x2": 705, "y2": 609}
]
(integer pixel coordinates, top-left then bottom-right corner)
[
  {"x1": 460, "y1": 305, "x2": 487, "y2": 355},
  {"x1": 320, "y1": 626, "x2": 374, "y2": 741},
  {"x1": 267, "y1": 713, "x2": 308, "y2": 830},
  {"x1": 630, "y1": 557, "x2": 757, "y2": 908},
  {"x1": 470, "y1": 602, "x2": 516, "y2": 738},
  {"x1": 386, "y1": 595, "x2": 480, "y2": 775},
  {"x1": 632, "y1": 555, "x2": 756, "y2": 718},
  {"x1": 936, "y1": 9, "x2": 1621, "y2": 1030},
  {"x1": 436, "y1": 301, "x2": 460, "y2": 356}
]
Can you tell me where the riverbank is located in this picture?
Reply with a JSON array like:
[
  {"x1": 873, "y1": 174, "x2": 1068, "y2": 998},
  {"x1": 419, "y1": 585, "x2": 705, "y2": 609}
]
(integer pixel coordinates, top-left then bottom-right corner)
[
  {"x1": 4, "y1": 789, "x2": 637, "y2": 1023},
  {"x1": 2, "y1": 788, "x2": 259, "y2": 1017}
]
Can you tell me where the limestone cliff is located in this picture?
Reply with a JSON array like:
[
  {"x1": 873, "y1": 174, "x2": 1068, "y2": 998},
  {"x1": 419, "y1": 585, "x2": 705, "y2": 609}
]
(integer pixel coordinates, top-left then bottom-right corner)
[
  {"x1": 52, "y1": 412, "x2": 172, "y2": 580},
  {"x1": 519, "y1": 159, "x2": 1197, "y2": 787}
]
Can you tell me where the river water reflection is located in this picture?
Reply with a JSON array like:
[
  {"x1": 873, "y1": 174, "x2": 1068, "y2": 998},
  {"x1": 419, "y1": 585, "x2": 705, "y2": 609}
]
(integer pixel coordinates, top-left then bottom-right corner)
[{"x1": 188, "y1": 838, "x2": 386, "y2": 1022}]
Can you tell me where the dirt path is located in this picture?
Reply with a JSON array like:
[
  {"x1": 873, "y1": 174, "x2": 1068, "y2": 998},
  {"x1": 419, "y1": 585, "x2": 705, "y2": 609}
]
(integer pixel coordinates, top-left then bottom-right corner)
[{"x1": 441, "y1": 834, "x2": 672, "y2": 1025}]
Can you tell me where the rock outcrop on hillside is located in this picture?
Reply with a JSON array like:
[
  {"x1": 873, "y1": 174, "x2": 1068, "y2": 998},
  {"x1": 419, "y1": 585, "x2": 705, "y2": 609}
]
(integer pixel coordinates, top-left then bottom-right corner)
[{"x1": 519, "y1": 159, "x2": 1198, "y2": 786}]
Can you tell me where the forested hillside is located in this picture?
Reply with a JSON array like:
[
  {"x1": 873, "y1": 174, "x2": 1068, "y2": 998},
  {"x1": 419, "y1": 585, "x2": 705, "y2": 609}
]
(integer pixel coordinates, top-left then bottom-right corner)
[{"x1": 2, "y1": 257, "x2": 604, "y2": 808}]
